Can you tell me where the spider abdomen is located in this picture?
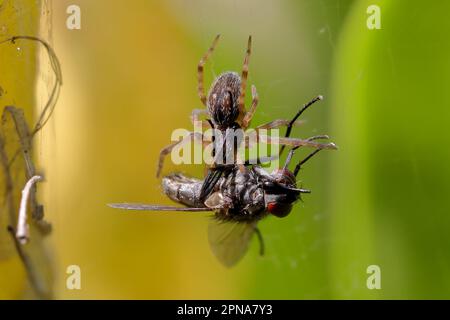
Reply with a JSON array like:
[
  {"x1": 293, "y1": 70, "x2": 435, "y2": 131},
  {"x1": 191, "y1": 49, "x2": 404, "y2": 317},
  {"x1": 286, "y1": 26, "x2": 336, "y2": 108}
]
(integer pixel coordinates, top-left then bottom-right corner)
[{"x1": 207, "y1": 72, "x2": 241, "y2": 129}]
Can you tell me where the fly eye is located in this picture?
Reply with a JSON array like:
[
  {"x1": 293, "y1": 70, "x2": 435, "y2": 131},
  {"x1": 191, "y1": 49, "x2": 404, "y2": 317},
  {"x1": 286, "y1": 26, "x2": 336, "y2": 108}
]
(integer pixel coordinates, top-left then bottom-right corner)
[{"x1": 267, "y1": 202, "x2": 293, "y2": 218}]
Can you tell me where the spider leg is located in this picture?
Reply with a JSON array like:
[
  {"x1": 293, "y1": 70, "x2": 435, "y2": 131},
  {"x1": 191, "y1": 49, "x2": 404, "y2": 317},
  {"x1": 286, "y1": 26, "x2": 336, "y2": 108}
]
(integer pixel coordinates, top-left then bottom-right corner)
[
  {"x1": 255, "y1": 119, "x2": 305, "y2": 131},
  {"x1": 244, "y1": 155, "x2": 279, "y2": 166},
  {"x1": 198, "y1": 35, "x2": 221, "y2": 106},
  {"x1": 257, "y1": 134, "x2": 337, "y2": 150},
  {"x1": 238, "y1": 36, "x2": 252, "y2": 116},
  {"x1": 190, "y1": 109, "x2": 209, "y2": 122},
  {"x1": 156, "y1": 132, "x2": 210, "y2": 178},
  {"x1": 190, "y1": 109, "x2": 211, "y2": 129},
  {"x1": 282, "y1": 136, "x2": 326, "y2": 170},
  {"x1": 241, "y1": 85, "x2": 259, "y2": 129},
  {"x1": 242, "y1": 129, "x2": 322, "y2": 152},
  {"x1": 305, "y1": 134, "x2": 330, "y2": 141},
  {"x1": 241, "y1": 130, "x2": 326, "y2": 165},
  {"x1": 244, "y1": 135, "x2": 329, "y2": 167}
]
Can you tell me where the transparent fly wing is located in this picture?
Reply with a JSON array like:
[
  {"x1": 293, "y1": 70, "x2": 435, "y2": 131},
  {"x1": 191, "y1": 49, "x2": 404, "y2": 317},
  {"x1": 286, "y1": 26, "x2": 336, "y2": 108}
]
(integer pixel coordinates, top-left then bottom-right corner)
[
  {"x1": 208, "y1": 218, "x2": 257, "y2": 267},
  {"x1": 204, "y1": 191, "x2": 230, "y2": 209},
  {"x1": 108, "y1": 203, "x2": 211, "y2": 212}
]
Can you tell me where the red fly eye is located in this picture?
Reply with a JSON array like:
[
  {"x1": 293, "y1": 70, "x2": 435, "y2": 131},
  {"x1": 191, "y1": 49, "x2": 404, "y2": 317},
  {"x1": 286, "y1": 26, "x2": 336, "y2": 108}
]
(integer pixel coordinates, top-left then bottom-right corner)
[{"x1": 267, "y1": 202, "x2": 293, "y2": 218}]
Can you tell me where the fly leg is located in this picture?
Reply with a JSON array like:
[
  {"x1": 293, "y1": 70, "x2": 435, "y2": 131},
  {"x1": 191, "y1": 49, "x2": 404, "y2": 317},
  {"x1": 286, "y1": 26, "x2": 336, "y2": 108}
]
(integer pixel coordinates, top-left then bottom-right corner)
[
  {"x1": 293, "y1": 149, "x2": 324, "y2": 177},
  {"x1": 254, "y1": 226, "x2": 265, "y2": 256},
  {"x1": 279, "y1": 95, "x2": 323, "y2": 156}
]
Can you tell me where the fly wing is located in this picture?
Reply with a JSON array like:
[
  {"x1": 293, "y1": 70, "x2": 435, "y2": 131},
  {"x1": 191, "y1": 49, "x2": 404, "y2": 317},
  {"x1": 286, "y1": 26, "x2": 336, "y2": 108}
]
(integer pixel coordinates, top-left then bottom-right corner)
[
  {"x1": 204, "y1": 191, "x2": 233, "y2": 210},
  {"x1": 108, "y1": 203, "x2": 212, "y2": 212},
  {"x1": 208, "y1": 219, "x2": 257, "y2": 267}
]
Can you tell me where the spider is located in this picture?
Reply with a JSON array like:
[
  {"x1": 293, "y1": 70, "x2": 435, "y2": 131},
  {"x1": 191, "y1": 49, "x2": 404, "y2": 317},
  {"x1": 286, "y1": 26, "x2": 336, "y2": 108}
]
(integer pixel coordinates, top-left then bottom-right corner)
[{"x1": 156, "y1": 35, "x2": 336, "y2": 199}]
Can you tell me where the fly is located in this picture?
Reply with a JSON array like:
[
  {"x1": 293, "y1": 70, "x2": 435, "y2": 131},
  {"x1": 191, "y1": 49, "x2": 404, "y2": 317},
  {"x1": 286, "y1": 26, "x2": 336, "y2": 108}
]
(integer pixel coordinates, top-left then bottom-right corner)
[{"x1": 110, "y1": 145, "x2": 334, "y2": 267}]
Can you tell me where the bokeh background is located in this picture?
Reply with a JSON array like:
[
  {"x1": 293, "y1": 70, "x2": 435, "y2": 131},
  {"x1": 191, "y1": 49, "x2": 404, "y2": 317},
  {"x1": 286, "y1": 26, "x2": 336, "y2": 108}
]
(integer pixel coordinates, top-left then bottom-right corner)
[{"x1": 1, "y1": 0, "x2": 450, "y2": 299}]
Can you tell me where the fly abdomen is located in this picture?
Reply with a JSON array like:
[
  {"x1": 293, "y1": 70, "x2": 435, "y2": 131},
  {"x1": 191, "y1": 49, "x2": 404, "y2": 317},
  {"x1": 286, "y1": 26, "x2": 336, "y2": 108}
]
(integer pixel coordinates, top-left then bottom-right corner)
[{"x1": 162, "y1": 174, "x2": 205, "y2": 208}]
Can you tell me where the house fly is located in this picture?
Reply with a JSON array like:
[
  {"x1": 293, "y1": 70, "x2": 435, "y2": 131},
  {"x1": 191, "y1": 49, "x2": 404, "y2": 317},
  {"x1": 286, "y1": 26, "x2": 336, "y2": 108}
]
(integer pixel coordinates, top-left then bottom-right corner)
[{"x1": 110, "y1": 144, "x2": 335, "y2": 267}]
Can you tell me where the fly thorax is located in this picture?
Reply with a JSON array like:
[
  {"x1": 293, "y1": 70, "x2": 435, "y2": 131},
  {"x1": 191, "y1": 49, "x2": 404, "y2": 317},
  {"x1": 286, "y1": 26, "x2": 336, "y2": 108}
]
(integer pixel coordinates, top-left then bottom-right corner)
[
  {"x1": 217, "y1": 167, "x2": 265, "y2": 220},
  {"x1": 242, "y1": 186, "x2": 265, "y2": 216}
]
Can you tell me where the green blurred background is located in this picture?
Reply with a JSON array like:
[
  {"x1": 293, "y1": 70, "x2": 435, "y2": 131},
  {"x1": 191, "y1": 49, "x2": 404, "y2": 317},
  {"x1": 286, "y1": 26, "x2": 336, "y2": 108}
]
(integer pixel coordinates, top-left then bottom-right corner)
[{"x1": 1, "y1": 0, "x2": 450, "y2": 299}]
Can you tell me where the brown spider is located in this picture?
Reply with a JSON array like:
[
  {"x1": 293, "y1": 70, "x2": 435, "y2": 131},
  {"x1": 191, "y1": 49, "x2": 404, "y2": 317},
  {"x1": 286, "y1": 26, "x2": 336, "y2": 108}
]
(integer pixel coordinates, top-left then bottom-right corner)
[{"x1": 156, "y1": 35, "x2": 336, "y2": 197}]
